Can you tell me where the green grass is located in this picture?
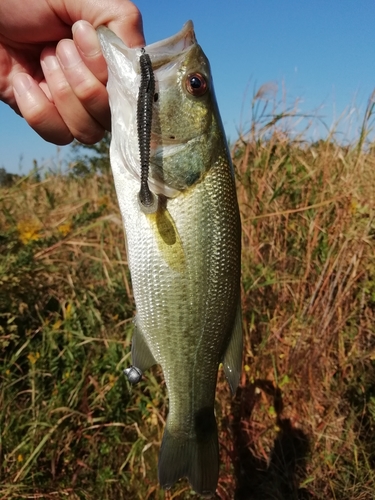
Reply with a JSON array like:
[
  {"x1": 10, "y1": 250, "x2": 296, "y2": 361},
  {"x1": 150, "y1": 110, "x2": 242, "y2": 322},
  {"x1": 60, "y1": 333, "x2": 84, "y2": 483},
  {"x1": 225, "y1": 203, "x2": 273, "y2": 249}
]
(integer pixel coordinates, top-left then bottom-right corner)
[{"x1": 1, "y1": 99, "x2": 375, "y2": 499}]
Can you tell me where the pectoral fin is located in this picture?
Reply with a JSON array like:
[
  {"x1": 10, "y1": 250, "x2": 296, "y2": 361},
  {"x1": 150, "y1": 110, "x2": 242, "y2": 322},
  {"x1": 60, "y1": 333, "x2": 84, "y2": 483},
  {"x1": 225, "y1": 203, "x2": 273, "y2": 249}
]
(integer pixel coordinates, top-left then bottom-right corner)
[
  {"x1": 131, "y1": 321, "x2": 157, "y2": 372},
  {"x1": 222, "y1": 302, "x2": 243, "y2": 394}
]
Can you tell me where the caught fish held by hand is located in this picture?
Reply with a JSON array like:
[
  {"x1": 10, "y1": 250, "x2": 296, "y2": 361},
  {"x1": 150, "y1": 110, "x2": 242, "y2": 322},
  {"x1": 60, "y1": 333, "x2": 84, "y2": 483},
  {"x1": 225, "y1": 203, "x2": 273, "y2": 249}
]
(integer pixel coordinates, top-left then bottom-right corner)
[{"x1": 98, "y1": 21, "x2": 242, "y2": 495}]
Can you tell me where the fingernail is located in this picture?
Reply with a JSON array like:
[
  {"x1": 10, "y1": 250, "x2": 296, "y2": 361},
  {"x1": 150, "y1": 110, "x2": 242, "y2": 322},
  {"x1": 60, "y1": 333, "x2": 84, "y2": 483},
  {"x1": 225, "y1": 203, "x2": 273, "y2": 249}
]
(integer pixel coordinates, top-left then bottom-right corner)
[
  {"x1": 72, "y1": 20, "x2": 101, "y2": 57},
  {"x1": 13, "y1": 73, "x2": 32, "y2": 97},
  {"x1": 56, "y1": 41, "x2": 82, "y2": 69},
  {"x1": 42, "y1": 53, "x2": 60, "y2": 71}
]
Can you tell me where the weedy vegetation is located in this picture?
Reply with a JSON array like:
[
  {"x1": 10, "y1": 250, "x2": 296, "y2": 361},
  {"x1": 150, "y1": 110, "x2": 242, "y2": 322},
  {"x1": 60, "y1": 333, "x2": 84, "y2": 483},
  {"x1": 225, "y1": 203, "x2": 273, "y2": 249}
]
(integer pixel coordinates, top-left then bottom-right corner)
[{"x1": 1, "y1": 92, "x2": 375, "y2": 499}]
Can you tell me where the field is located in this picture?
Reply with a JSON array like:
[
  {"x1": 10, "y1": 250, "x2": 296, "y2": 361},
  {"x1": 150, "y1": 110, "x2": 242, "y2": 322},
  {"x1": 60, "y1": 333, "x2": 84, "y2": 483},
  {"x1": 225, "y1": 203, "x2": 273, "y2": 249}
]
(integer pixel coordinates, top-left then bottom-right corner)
[{"x1": 1, "y1": 98, "x2": 375, "y2": 499}]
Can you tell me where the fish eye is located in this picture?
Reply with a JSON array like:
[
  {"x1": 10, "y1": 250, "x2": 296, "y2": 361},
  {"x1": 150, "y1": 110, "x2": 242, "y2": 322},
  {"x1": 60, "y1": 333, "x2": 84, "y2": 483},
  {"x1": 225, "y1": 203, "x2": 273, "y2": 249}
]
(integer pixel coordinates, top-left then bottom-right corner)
[{"x1": 186, "y1": 73, "x2": 208, "y2": 97}]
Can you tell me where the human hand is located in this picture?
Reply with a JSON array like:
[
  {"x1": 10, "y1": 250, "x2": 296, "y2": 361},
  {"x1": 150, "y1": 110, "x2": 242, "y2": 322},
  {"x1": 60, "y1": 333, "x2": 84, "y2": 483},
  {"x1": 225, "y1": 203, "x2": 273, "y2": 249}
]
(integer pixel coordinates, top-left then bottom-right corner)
[{"x1": 0, "y1": 0, "x2": 144, "y2": 145}]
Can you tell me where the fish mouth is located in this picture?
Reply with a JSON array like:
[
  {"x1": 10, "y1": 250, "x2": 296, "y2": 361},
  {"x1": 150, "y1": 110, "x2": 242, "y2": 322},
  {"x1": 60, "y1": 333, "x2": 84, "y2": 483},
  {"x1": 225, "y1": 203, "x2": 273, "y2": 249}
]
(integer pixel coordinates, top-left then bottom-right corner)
[
  {"x1": 97, "y1": 21, "x2": 196, "y2": 74},
  {"x1": 145, "y1": 21, "x2": 196, "y2": 67},
  {"x1": 96, "y1": 22, "x2": 199, "y2": 199}
]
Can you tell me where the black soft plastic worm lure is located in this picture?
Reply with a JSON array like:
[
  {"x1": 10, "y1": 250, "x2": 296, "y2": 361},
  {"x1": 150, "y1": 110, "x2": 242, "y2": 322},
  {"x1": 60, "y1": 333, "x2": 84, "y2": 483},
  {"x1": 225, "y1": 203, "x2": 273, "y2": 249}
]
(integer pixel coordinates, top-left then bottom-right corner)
[{"x1": 137, "y1": 49, "x2": 157, "y2": 211}]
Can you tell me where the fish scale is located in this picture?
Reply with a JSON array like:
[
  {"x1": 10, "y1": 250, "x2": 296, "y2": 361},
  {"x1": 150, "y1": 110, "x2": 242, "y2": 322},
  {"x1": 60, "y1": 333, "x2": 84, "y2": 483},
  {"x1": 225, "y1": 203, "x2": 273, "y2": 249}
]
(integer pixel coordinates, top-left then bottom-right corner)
[{"x1": 98, "y1": 21, "x2": 242, "y2": 495}]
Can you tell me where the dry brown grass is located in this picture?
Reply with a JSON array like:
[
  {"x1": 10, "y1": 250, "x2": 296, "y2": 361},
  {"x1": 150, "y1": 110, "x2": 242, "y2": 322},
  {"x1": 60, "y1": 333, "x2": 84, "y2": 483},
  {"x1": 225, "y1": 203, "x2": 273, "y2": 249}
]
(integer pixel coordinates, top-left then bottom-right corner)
[{"x1": 1, "y1": 102, "x2": 375, "y2": 499}]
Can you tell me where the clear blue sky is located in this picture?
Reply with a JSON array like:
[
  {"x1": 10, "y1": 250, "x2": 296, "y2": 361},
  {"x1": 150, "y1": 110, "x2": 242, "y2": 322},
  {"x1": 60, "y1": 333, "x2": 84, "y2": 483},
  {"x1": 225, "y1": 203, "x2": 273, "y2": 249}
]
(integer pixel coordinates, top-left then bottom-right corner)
[{"x1": 1, "y1": 0, "x2": 375, "y2": 174}]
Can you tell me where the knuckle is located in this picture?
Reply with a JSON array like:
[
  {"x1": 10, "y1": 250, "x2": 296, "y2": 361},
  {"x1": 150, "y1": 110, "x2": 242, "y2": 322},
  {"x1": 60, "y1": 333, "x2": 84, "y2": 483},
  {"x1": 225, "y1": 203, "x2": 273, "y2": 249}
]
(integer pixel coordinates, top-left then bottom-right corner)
[
  {"x1": 30, "y1": 115, "x2": 73, "y2": 145},
  {"x1": 24, "y1": 103, "x2": 73, "y2": 145},
  {"x1": 74, "y1": 125, "x2": 105, "y2": 145},
  {"x1": 25, "y1": 103, "x2": 52, "y2": 129},
  {"x1": 74, "y1": 78, "x2": 101, "y2": 104},
  {"x1": 52, "y1": 79, "x2": 72, "y2": 100}
]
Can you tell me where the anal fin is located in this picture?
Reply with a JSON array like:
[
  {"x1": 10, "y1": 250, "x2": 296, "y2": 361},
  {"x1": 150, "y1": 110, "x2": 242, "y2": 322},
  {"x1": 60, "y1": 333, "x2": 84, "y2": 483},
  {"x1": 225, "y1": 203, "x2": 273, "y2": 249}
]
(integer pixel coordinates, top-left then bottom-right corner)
[{"x1": 222, "y1": 301, "x2": 243, "y2": 394}]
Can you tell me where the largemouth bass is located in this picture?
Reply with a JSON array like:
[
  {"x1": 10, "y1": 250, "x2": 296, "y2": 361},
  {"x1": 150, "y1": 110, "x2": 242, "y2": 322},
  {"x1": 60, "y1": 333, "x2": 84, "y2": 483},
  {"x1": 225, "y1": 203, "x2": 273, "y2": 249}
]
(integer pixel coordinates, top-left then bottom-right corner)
[{"x1": 98, "y1": 21, "x2": 242, "y2": 495}]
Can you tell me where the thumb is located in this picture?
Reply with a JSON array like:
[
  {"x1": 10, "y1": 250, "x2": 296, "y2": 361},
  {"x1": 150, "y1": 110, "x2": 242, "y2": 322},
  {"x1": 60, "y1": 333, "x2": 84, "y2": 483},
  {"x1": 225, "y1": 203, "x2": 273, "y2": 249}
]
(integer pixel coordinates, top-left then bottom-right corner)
[{"x1": 61, "y1": 0, "x2": 145, "y2": 47}]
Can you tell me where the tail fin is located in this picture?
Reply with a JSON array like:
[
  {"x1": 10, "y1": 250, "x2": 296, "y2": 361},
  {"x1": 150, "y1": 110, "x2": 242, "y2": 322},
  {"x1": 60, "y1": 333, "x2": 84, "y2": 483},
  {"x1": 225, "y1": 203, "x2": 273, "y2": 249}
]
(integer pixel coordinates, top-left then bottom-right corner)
[{"x1": 158, "y1": 408, "x2": 219, "y2": 495}]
